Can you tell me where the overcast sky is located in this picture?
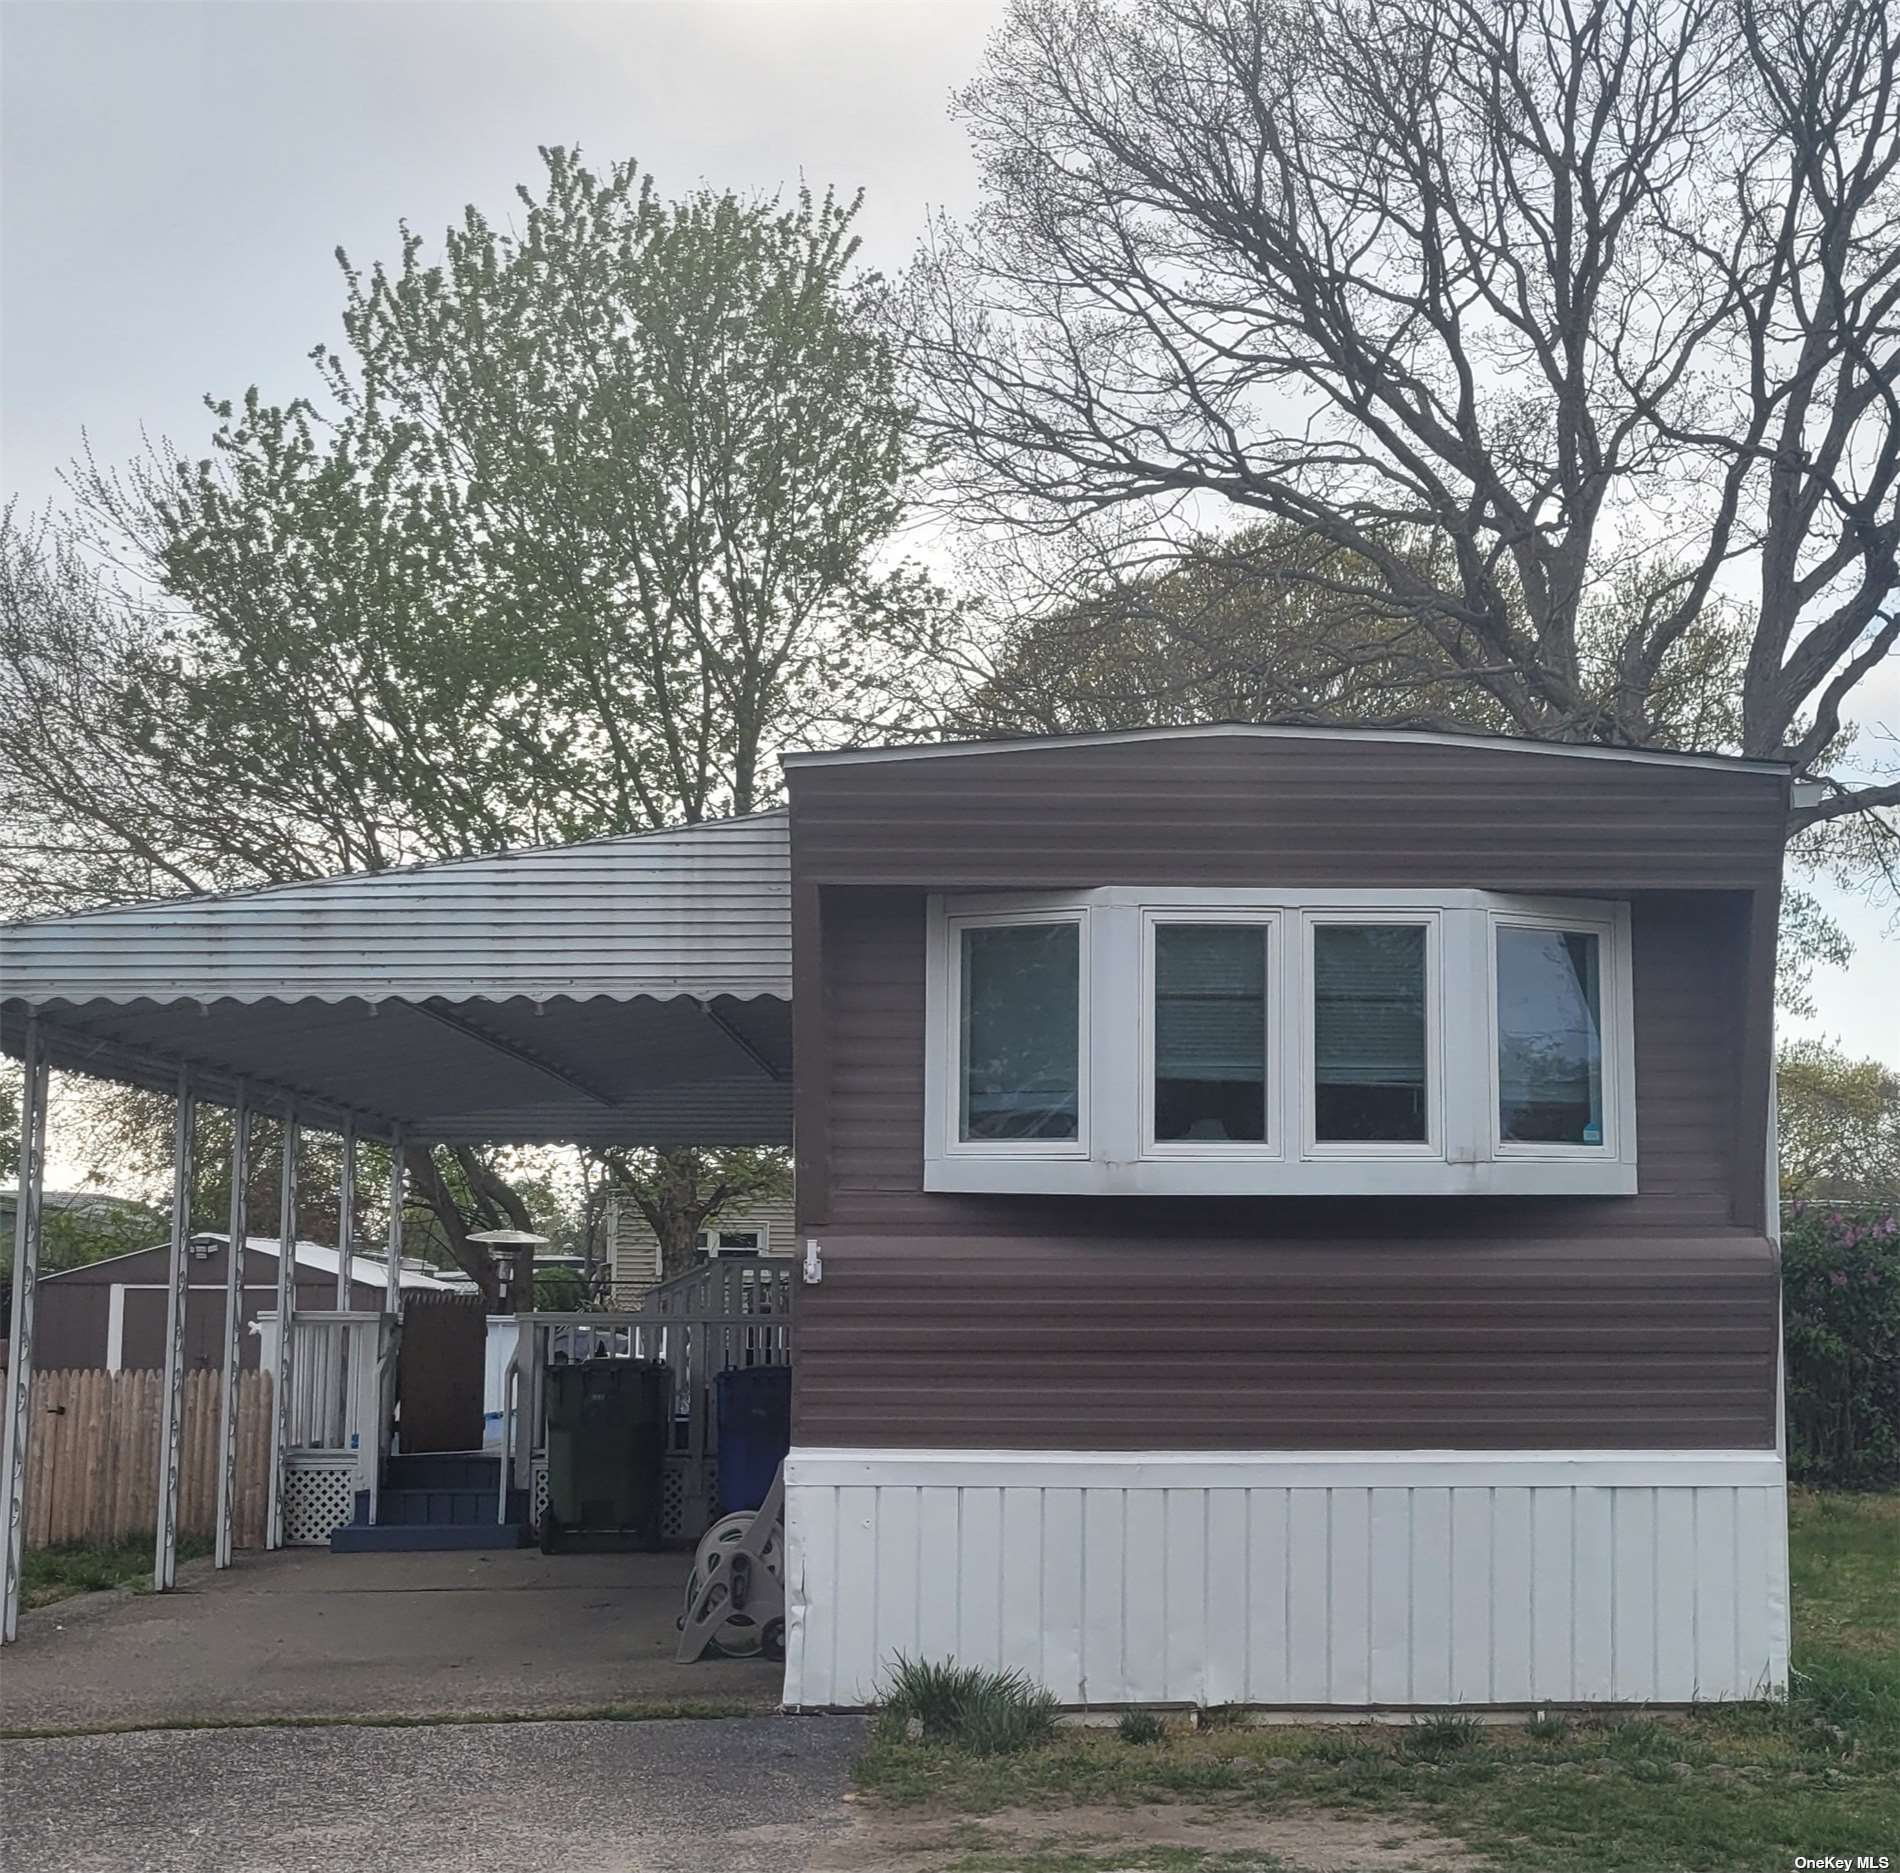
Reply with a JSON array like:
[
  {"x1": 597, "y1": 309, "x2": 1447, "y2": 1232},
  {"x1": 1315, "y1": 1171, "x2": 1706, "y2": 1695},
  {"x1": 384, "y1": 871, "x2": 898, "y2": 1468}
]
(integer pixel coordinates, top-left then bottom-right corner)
[{"x1": 2, "y1": 0, "x2": 1894, "y2": 1072}]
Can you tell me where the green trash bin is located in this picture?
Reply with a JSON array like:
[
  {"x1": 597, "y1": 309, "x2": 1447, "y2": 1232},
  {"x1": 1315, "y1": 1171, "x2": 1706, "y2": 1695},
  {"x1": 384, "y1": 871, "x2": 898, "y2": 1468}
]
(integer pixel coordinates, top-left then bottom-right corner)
[{"x1": 541, "y1": 1358, "x2": 668, "y2": 1552}]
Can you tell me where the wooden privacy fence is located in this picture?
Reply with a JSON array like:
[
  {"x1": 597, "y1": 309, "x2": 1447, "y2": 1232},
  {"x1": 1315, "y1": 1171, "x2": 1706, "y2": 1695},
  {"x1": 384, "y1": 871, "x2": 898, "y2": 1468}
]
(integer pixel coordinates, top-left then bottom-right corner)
[{"x1": 21, "y1": 1369, "x2": 273, "y2": 1550}]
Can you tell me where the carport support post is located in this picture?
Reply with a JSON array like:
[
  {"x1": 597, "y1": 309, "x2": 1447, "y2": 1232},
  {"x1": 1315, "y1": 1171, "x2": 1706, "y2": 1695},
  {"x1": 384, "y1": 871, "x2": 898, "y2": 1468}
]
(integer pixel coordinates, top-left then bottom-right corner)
[
  {"x1": 266, "y1": 1110, "x2": 300, "y2": 1550},
  {"x1": 1, "y1": 1014, "x2": 48, "y2": 1644},
  {"x1": 385, "y1": 1127, "x2": 404, "y2": 1311},
  {"x1": 335, "y1": 1119, "x2": 355, "y2": 1307},
  {"x1": 214, "y1": 1084, "x2": 250, "y2": 1569},
  {"x1": 153, "y1": 1066, "x2": 195, "y2": 1591}
]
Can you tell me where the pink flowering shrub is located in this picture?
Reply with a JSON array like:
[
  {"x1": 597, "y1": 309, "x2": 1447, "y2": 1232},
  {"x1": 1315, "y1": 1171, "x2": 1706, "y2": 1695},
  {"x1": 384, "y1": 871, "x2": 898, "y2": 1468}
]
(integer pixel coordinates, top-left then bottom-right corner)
[{"x1": 1782, "y1": 1204, "x2": 1900, "y2": 1487}]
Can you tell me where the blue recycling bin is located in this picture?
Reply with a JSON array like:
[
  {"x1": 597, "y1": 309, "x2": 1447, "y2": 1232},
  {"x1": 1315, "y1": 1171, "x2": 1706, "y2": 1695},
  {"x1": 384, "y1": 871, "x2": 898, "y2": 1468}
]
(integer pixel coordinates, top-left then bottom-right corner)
[{"x1": 715, "y1": 1364, "x2": 792, "y2": 1515}]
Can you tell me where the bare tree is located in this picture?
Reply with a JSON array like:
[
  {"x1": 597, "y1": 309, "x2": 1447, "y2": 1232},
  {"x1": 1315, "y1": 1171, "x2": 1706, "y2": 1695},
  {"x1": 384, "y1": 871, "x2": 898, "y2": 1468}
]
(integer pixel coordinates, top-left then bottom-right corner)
[{"x1": 904, "y1": 0, "x2": 1900, "y2": 848}]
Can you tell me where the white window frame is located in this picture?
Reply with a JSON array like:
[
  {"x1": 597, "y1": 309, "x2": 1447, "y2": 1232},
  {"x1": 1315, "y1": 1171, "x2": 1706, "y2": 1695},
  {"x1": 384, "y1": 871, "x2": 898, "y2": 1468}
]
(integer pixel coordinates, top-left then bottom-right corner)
[
  {"x1": 1486, "y1": 898, "x2": 1636, "y2": 1169},
  {"x1": 923, "y1": 887, "x2": 1638, "y2": 1197},
  {"x1": 1300, "y1": 909, "x2": 1443, "y2": 1163},
  {"x1": 1139, "y1": 909, "x2": 1284, "y2": 1160},
  {"x1": 925, "y1": 897, "x2": 1092, "y2": 1169},
  {"x1": 697, "y1": 1224, "x2": 770, "y2": 1258}
]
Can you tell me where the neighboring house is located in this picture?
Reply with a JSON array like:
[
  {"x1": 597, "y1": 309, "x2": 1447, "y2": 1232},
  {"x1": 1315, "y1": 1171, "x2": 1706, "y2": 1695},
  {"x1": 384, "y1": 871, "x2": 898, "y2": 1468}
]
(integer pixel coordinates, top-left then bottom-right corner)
[
  {"x1": 30, "y1": 1235, "x2": 455, "y2": 1372},
  {"x1": 611, "y1": 1191, "x2": 795, "y2": 1303},
  {"x1": 779, "y1": 725, "x2": 1790, "y2": 1712}
]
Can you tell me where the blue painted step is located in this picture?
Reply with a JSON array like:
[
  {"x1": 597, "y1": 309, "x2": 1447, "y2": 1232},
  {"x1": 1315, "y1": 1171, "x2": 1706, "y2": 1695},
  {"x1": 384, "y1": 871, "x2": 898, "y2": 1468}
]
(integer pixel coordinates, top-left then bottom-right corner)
[
  {"x1": 384, "y1": 1452, "x2": 500, "y2": 1492},
  {"x1": 375, "y1": 1486, "x2": 531, "y2": 1526},
  {"x1": 331, "y1": 1521, "x2": 533, "y2": 1553},
  {"x1": 329, "y1": 1450, "x2": 535, "y2": 1552}
]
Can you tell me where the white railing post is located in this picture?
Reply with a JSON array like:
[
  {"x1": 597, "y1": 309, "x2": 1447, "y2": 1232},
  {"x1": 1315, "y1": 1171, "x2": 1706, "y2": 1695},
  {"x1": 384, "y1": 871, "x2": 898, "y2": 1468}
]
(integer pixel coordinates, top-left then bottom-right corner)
[
  {"x1": 365, "y1": 1314, "x2": 395, "y2": 1523},
  {"x1": 385, "y1": 1129, "x2": 404, "y2": 1313},
  {"x1": 497, "y1": 1352, "x2": 519, "y2": 1524},
  {"x1": 213, "y1": 1085, "x2": 251, "y2": 1568},
  {"x1": 154, "y1": 1066, "x2": 194, "y2": 1591},
  {"x1": 1, "y1": 1015, "x2": 48, "y2": 1644},
  {"x1": 266, "y1": 1111, "x2": 300, "y2": 1550},
  {"x1": 519, "y1": 1320, "x2": 545, "y2": 1494},
  {"x1": 335, "y1": 1118, "x2": 355, "y2": 1308}
]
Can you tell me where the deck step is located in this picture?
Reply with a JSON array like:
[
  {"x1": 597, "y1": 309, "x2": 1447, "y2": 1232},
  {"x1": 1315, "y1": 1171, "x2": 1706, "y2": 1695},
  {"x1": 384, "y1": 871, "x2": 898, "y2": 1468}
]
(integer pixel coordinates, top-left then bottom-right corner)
[
  {"x1": 331, "y1": 1521, "x2": 534, "y2": 1553},
  {"x1": 373, "y1": 1487, "x2": 515, "y2": 1526},
  {"x1": 329, "y1": 1452, "x2": 532, "y2": 1549},
  {"x1": 384, "y1": 1452, "x2": 500, "y2": 1492}
]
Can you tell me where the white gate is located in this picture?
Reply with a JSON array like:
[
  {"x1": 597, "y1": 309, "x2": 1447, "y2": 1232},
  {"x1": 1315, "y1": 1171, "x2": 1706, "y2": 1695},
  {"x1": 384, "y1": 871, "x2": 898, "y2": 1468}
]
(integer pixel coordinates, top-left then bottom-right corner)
[{"x1": 258, "y1": 1310, "x2": 399, "y2": 1545}]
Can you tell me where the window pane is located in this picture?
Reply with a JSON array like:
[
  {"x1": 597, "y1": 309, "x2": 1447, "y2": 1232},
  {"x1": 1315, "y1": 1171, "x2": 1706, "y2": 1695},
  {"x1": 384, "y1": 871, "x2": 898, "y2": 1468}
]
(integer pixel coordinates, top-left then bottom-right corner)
[
  {"x1": 959, "y1": 922, "x2": 1081, "y2": 1141},
  {"x1": 1312, "y1": 924, "x2": 1428, "y2": 1142},
  {"x1": 1153, "y1": 923, "x2": 1267, "y2": 1142},
  {"x1": 1497, "y1": 926, "x2": 1604, "y2": 1145}
]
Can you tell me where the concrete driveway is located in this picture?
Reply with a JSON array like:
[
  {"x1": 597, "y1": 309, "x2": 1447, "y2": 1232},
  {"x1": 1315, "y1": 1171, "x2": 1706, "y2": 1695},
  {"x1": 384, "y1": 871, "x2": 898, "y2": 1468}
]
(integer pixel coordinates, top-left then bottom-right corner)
[
  {"x1": 0, "y1": 1717, "x2": 869, "y2": 1873},
  {"x1": 0, "y1": 1547, "x2": 782, "y2": 1732}
]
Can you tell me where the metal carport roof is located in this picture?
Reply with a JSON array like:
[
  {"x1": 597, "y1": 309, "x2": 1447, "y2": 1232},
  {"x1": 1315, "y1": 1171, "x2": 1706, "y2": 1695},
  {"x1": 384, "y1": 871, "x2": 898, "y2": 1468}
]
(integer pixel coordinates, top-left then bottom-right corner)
[{"x1": 0, "y1": 812, "x2": 792, "y2": 1145}]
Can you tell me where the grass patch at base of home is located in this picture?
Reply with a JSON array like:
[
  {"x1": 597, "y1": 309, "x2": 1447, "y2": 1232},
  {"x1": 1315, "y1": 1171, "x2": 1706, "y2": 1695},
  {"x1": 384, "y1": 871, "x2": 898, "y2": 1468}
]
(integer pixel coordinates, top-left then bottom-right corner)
[
  {"x1": 855, "y1": 1490, "x2": 1900, "y2": 1873},
  {"x1": 20, "y1": 1535, "x2": 213, "y2": 1610}
]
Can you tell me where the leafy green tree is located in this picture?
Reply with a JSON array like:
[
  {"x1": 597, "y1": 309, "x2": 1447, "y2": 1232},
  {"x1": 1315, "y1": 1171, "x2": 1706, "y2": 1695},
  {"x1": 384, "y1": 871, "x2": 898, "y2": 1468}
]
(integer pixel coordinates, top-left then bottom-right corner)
[
  {"x1": 533, "y1": 1267, "x2": 592, "y2": 1312},
  {"x1": 4, "y1": 150, "x2": 937, "y2": 1288},
  {"x1": 0, "y1": 1071, "x2": 17, "y2": 1186},
  {"x1": 951, "y1": 526, "x2": 1750, "y2": 749},
  {"x1": 1780, "y1": 1203, "x2": 1900, "y2": 1485},
  {"x1": 1779, "y1": 1041, "x2": 1900, "y2": 1204},
  {"x1": 83, "y1": 147, "x2": 934, "y2": 843}
]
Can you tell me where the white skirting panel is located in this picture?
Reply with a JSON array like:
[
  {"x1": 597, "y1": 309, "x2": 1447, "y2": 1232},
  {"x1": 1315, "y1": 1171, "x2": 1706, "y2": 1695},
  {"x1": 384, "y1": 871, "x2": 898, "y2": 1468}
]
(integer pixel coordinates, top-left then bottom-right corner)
[{"x1": 781, "y1": 1449, "x2": 1789, "y2": 1712}]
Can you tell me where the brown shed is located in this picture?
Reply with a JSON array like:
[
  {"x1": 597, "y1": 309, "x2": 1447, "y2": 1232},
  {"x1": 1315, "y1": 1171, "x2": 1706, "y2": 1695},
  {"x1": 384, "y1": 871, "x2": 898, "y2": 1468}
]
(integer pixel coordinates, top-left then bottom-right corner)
[{"x1": 31, "y1": 1236, "x2": 454, "y2": 1372}]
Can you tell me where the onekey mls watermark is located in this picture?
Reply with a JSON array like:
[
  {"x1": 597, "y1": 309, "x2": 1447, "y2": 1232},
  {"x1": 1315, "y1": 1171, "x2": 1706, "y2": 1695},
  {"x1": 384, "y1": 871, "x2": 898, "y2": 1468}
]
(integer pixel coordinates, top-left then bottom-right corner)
[{"x1": 1792, "y1": 1857, "x2": 1891, "y2": 1870}]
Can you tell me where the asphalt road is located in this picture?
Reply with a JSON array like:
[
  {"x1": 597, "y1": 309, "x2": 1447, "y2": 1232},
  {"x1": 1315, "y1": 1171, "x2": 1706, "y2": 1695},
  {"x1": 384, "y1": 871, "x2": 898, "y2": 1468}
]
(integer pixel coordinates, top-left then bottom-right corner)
[{"x1": 0, "y1": 1716, "x2": 869, "y2": 1873}]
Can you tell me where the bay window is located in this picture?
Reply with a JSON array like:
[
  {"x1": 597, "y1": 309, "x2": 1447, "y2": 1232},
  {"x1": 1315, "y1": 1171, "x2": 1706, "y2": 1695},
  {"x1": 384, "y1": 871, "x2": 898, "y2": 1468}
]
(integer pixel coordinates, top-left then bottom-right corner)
[
  {"x1": 925, "y1": 888, "x2": 1635, "y2": 1196},
  {"x1": 1309, "y1": 919, "x2": 1434, "y2": 1149},
  {"x1": 947, "y1": 910, "x2": 1087, "y2": 1155},
  {"x1": 1145, "y1": 917, "x2": 1275, "y2": 1150},
  {"x1": 1491, "y1": 913, "x2": 1615, "y2": 1155}
]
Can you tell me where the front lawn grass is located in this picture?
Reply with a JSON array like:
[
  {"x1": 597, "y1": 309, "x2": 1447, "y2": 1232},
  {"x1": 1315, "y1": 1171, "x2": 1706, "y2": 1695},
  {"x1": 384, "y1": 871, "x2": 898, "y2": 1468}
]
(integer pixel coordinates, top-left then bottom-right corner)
[
  {"x1": 21, "y1": 1534, "x2": 213, "y2": 1610},
  {"x1": 854, "y1": 1489, "x2": 1900, "y2": 1873}
]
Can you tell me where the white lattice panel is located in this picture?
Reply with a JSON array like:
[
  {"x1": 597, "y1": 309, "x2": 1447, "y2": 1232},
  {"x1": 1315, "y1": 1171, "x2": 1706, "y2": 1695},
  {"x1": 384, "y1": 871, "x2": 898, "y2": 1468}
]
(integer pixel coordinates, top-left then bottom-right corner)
[
  {"x1": 530, "y1": 1453, "x2": 710, "y2": 1538},
  {"x1": 283, "y1": 1460, "x2": 356, "y2": 1546},
  {"x1": 662, "y1": 1455, "x2": 717, "y2": 1539}
]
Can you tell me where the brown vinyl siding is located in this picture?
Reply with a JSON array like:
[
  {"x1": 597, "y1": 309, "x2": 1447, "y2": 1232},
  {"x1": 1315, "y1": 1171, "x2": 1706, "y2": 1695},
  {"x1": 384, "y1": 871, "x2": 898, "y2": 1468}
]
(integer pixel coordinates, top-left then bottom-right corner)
[
  {"x1": 794, "y1": 1236, "x2": 1776, "y2": 1449},
  {"x1": 786, "y1": 733, "x2": 1788, "y2": 1455},
  {"x1": 789, "y1": 737, "x2": 1788, "y2": 893},
  {"x1": 791, "y1": 887, "x2": 1777, "y2": 1450}
]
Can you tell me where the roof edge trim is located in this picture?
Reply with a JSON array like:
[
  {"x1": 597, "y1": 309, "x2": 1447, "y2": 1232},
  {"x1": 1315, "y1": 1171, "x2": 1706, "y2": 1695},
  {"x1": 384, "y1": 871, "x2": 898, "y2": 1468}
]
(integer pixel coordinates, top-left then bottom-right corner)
[
  {"x1": 1, "y1": 808, "x2": 789, "y2": 932},
  {"x1": 781, "y1": 724, "x2": 1792, "y2": 777},
  {"x1": 2, "y1": 986, "x2": 792, "y2": 1012}
]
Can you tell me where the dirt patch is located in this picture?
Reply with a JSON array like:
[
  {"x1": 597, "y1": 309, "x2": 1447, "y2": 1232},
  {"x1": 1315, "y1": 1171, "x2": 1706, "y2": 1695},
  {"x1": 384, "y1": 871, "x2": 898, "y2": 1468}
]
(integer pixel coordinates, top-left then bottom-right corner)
[{"x1": 816, "y1": 1799, "x2": 1480, "y2": 1872}]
